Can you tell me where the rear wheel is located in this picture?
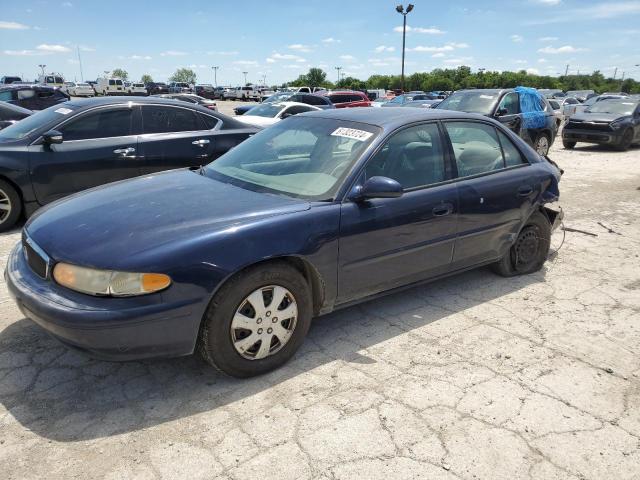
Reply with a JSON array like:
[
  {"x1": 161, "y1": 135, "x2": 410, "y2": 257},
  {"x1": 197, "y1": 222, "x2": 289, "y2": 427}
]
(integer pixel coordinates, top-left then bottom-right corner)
[
  {"x1": 491, "y1": 211, "x2": 551, "y2": 277},
  {"x1": 614, "y1": 129, "x2": 634, "y2": 151},
  {"x1": 0, "y1": 180, "x2": 22, "y2": 233},
  {"x1": 534, "y1": 133, "x2": 551, "y2": 156},
  {"x1": 562, "y1": 139, "x2": 576, "y2": 149},
  {"x1": 198, "y1": 262, "x2": 312, "y2": 378}
]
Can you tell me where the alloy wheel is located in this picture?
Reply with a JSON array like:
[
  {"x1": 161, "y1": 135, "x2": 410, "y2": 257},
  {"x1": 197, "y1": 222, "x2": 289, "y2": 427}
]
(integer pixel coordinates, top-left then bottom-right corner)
[
  {"x1": 230, "y1": 285, "x2": 298, "y2": 360},
  {"x1": 536, "y1": 136, "x2": 550, "y2": 156},
  {"x1": 0, "y1": 188, "x2": 12, "y2": 224}
]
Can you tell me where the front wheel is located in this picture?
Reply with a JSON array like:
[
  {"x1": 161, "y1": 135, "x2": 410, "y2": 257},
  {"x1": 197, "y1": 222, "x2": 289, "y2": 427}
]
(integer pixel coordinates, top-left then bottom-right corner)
[
  {"x1": 534, "y1": 133, "x2": 551, "y2": 156},
  {"x1": 198, "y1": 262, "x2": 312, "y2": 378},
  {"x1": 491, "y1": 211, "x2": 551, "y2": 277},
  {"x1": 562, "y1": 139, "x2": 576, "y2": 149},
  {"x1": 0, "y1": 179, "x2": 22, "y2": 233},
  {"x1": 614, "y1": 129, "x2": 634, "y2": 151}
]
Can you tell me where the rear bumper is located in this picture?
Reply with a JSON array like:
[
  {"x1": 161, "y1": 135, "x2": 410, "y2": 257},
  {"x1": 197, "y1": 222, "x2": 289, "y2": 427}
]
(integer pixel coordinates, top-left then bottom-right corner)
[
  {"x1": 5, "y1": 243, "x2": 202, "y2": 361},
  {"x1": 563, "y1": 128, "x2": 620, "y2": 145}
]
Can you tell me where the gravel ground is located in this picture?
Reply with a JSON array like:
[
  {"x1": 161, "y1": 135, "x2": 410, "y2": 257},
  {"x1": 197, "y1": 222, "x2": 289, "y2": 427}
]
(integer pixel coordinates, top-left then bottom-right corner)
[{"x1": 1, "y1": 116, "x2": 639, "y2": 479}]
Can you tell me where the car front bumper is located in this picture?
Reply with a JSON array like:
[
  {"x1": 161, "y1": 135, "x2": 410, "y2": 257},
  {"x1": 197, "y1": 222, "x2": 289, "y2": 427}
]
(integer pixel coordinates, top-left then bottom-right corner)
[
  {"x1": 5, "y1": 242, "x2": 202, "y2": 361},
  {"x1": 562, "y1": 127, "x2": 621, "y2": 145}
]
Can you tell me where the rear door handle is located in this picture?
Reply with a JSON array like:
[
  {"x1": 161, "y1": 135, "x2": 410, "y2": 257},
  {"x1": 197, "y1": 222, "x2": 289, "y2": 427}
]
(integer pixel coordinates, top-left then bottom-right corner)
[
  {"x1": 432, "y1": 203, "x2": 454, "y2": 217},
  {"x1": 192, "y1": 139, "x2": 210, "y2": 147},
  {"x1": 113, "y1": 147, "x2": 136, "y2": 158},
  {"x1": 518, "y1": 185, "x2": 534, "y2": 197}
]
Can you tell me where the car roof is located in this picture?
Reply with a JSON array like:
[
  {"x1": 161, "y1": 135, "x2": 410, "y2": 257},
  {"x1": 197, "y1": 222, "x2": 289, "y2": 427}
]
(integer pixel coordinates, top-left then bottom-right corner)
[
  {"x1": 455, "y1": 89, "x2": 511, "y2": 95},
  {"x1": 302, "y1": 106, "x2": 490, "y2": 130},
  {"x1": 0, "y1": 84, "x2": 56, "y2": 91}
]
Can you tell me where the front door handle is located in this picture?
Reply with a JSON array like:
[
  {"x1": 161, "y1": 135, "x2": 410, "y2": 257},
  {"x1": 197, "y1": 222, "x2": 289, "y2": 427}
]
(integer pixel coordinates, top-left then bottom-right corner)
[
  {"x1": 192, "y1": 139, "x2": 211, "y2": 147},
  {"x1": 113, "y1": 147, "x2": 136, "y2": 159},
  {"x1": 432, "y1": 203, "x2": 454, "y2": 217},
  {"x1": 518, "y1": 185, "x2": 534, "y2": 197}
]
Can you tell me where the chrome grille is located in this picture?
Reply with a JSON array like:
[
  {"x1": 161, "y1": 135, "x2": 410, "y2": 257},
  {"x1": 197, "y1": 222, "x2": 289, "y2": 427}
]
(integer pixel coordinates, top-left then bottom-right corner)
[
  {"x1": 567, "y1": 120, "x2": 612, "y2": 132},
  {"x1": 22, "y1": 234, "x2": 50, "y2": 279}
]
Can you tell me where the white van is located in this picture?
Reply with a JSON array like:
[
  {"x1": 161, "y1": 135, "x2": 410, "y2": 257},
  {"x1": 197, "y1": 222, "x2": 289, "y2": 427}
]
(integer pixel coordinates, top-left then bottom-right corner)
[
  {"x1": 96, "y1": 77, "x2": 125, "y2": 96},
  {"x1": 38, "y1": 74, "x2": 65, "y2": 88}
]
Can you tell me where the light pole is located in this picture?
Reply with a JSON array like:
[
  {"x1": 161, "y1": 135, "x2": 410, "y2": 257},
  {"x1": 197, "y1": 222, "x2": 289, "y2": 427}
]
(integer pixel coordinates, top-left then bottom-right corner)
[
  {"x1": 335, "y1": 66, "x2": 342, "y2": 84},
  {"x1": 396, "y1": 3, "x2": 414, "y2": 93},
  {"x1": 242, "y1": 71, "x2": 248, "y2": 85},
  {"x1": 212, "y1": 66, "x2": 219, "y2": 87},
  {"x1": 38, "y1": 64, "x2": 46, "y2": 76}
]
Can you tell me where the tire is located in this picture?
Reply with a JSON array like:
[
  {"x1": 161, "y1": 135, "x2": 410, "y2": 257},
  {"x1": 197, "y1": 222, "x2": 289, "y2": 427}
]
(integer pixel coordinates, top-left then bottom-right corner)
[
  {"x1": 0, "y1": 179, "x2": 22, "y2": 233},
  {"x1": 491, "y1": 211, "x2": 551, "y2": 277},
  {"x1": 614, "y1": 129, "x2": 634, "y2": 151},
  {"x1": 562, "y1": 139, "x2": 576, "y2": 149},
  {"x1": 198, "y1": 262, "x2": 312, "y2": 378},
  {"x1": 534, "y1": 133, "x2": 551, "y2": 156}
]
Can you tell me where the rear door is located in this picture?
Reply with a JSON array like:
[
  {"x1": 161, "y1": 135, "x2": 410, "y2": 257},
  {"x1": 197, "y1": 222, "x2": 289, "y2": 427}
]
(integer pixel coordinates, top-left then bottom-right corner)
[
  {"x1": 442, "y1": 121, "x2": 537, "y2": 269},
  {"x1": 337, "y1": 122, "x2": 458, "y2": 303},
  {"x1": 28, "y1": 105, "x2": 140, "y2": 205},
  {"x1": 137, "y1": 105, "x2": 239, "y2": 174}
]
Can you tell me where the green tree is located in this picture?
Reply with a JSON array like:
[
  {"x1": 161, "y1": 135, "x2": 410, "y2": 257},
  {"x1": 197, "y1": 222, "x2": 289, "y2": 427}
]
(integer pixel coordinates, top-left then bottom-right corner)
[
  {"x1": 141, "y1": 74, "x2": 153, "y2": 84},
  {"x1": 111, "y1": 68, "x2": 128, "y2": 80},
  {"x1": 169, "y1": 68, "x2": 197, "y2": 84},
  {"x1": 307, "y1": 68, "x2": 327, "y2": 88}
]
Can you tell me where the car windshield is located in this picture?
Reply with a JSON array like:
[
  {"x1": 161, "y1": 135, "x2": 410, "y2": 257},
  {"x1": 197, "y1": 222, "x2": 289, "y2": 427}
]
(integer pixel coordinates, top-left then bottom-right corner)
[
  {"x1": 437, "y1": 91, "x2": 499, "y2": 115},
  {"x1": 586, "y1": 101, "x2": 637, "y2": 115},
  {"x1": 388, "y1": 95, "x2": 407, "y2": 104},
  {"x1": 265, "y1": 93, "x2": 292, "y2": 103},
  {"x1": 205, "y1": 117, "x2": 380, "y2": 200},
  {"x1": 0, "y1": 104, "x2": 75, "y2": 142},
  {"x1": 245, "y1": 103, "x2": 286, "y2": 118},
  {"x1": 373, "y1": 98, "x2": 389, "y2": 103}
]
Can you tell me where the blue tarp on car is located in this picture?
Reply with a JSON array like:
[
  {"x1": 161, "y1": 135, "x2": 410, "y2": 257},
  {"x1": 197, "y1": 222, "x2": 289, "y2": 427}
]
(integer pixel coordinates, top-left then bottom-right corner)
[{"x1": 515, "y1": 86, "x2": 547, "y2": 130}]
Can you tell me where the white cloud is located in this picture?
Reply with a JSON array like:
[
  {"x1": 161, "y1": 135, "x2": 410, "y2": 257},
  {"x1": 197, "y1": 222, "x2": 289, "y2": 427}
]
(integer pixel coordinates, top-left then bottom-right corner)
[
  {"x1": 339, "y1": 54, "x2": 356, "y2": 61},
  {"x1": 129, "y1": 55, "x2": 152, "y2": 60},
  {"x1": 322, "y1": 37, "x2": 340, "y2": 43},
  {"x1": 3, "y1": 49, "x2": 38, "y2": 56},
  {"x1": 527, "y1": 67, "x2": 541, "y2": 74},
  {"x1": 394, "y1": 25, "x2": 445, "y2": 34},
  {"x1": 538, "y1": 58, "x2": 548, "y2": 63},
  {"x1": 432, "y1": 53, "x2": 446, "y2": 58},
  {"x1": 511, "y1": 34, "x2": 524, "y2": 42},
  {"x1": 207, "y1": 50, "x2": 238, "y2": 56},
  {"x1": 411, "y1": 42, "x2": 469, "y2": 53},
  {"x1": 161, "y1": 50, "x2": 187, "y2": 56},
  {"x1": 538, "y1": 45, "x2": 587, "y2": 54},
  {"x1": 266, "y1": 58, "x2": 275, "y2": 64},
  {"x1": 267, "y1": 52, "x2": 305, "y2": 63},
  {"x1": 538, "y1": 36, "x2": 558, "y2": 42},
  {"x1": 514, "y1": 59, "x2": 528, "y2": 64},
  {"x1": 0, "y1": 21, "x2": 29, "y2": 30},
  {"x1": 374, "y1": 45, "x2": 395, "y2": 53},
  {"x1": 79, "y1": 45, "x2": 95, "y2": 52},
  {"x1": 536, "y1": 0, "x2": 561, "y2": 5},
  {"x1": 443, "y1": 57, "x2": 473, "y2": 65},
  {"x1": 288, "y1": 44, "x2": 313, "y2": 53},
  {"x1": 36, "y1": 44, "x2": 71, "y2": 53},
  {"x1": 233, "y1": 60, "x2": 258, "y2": 66},
  {"x1": 283, "y1": 64, "x2": 303, "y2": 69}
]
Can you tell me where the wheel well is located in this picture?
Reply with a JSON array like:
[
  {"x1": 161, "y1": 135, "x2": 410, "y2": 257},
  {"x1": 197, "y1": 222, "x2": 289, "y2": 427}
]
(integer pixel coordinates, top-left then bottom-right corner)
[
  {"x1": 226, "y1": 256, "x2": 326, "y2": 317},
  {"x1": 0, "y1": 174, "x2": 24, "y2": 211}
]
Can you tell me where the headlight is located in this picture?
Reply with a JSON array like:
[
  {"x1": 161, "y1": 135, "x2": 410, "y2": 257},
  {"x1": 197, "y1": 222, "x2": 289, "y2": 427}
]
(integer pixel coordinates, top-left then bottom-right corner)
[
  {"x1": 610, "y1": 119, "x2": 629, "y2": 130},
  {"x1": 53, "y1": 263, "x2": 171, "y2": 297}
]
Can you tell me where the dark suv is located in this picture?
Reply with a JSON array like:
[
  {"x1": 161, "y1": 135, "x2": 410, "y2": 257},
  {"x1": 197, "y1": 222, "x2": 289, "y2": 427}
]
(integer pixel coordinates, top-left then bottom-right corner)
[
  {"x1": 145, "y1": 82, "x2": 169, "y2": 95},
  {"x1": 436, "y1": 88, "x2": 557, "y2": 155},
  {"x1": 0, "y1": 85, "x2": 69, "y2": 111}
]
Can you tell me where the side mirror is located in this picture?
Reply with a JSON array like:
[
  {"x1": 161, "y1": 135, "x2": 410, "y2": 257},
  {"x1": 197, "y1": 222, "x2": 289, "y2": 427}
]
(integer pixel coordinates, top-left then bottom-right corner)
[
  {"x1": 496, "y1": 108, "x2": 508, "y2": 117},
  {"x1": 280, "y1": 112, "x2": 293, "y2": 119},
  {"x1": 43, "y1": 130, "x2": 63, "y2": 144},
  {"x1": 351, "y1": 176, "x2": 403, "y2": 202}
]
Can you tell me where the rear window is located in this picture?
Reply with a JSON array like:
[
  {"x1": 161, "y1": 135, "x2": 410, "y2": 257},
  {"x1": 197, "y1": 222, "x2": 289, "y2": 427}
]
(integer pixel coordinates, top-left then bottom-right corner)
[
  {"x1": 329, "y1": 94, "x2": 351, "y2": 104},
  {"x1": 109, "y1": 80, "x2": 116, "y2": 86},
  {"x1": 142, "y1": 106, "x2": 200, "y2": 134}
]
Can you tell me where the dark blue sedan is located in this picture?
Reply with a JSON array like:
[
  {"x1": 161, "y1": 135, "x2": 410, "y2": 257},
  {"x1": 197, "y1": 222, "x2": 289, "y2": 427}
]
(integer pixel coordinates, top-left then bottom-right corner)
[{"x1": 5, "y1": 108, "x2": 563, "y2": 377}]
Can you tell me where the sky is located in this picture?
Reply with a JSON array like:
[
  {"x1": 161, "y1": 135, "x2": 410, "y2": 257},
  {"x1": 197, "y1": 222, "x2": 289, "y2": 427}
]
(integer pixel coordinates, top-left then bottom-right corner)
[{"x1": 1, "y1": 0, "x2": 640, "y2": 85}]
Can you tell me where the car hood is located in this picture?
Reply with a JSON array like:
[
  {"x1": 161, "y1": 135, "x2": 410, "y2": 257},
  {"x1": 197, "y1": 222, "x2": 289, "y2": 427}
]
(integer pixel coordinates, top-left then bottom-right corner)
[
  {"x1": 25, "y1": 169, "x2": 310, "y2": 268},
  {"x1": 569, "y1": 112, "x2": 626, "y2": 123}
]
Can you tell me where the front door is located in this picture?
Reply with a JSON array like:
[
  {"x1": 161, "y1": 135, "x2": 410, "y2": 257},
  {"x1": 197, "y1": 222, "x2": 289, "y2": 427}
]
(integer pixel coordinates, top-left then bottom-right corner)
[
  {"x1": 337, "y1": 122, "x2": 458, "y2": 303},
  {"x1": 29, "y1": 105, "x2": 140, "y2": 205},
  {"x1": 494, "y1": 92, "x2": 522, "y2": 136}
]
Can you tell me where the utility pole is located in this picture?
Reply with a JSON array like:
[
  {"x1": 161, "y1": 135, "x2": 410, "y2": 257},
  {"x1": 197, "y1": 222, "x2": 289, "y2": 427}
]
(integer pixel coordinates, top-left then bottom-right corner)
[
  {"x1": 564, "y1": 64, "x2": 569, "y2": 76},
  {"x1": 396, "y1": 4, "x2": 415, "y2": 93},
  {"x1": 335, "y1": 66, "x2": 342, "y2": 83},
  {"x1": 212, "y1": 66, "x2": 219, "y2": 87},
  {"x1": 242, "y1": 71, "x2": 248, "y2": 85},
  {"x1": 613, "y1": 67, "x2": 617, "y2": 80},
  {"x1": 77, "y1": 46, "x2": 84, "y2": 82},
  {"x1": 621, "y1": 71, "x2": 625, "y2": 82},
  {"x1": 38, "y1": 64, "x2": 46, "y2": 76}
]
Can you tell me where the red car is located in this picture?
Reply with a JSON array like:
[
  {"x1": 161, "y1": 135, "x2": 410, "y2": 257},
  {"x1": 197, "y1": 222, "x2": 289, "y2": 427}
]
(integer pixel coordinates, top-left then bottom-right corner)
[{"x1": 323, "y1": 91, "x2": 371, "y2": 108}]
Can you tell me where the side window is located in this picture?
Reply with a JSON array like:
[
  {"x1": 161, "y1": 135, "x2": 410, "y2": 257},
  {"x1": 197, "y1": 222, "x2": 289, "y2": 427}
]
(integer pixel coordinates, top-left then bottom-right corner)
[
  {"x1": 59, "y1": 109, "x2": 133, "y2": 141},
  {"x1": 445, "y1": 122, "x2": 505, "y2": 177},
  {"x1": 498, "y1": 92, "x2": 520, "y2": 115},
  {"x1": 285, "y1": 105, "x2": 313, "y2": 116},
  {"x1": 497, "y1": 130, "x2": 526, "y2": 167},
  {"x1": 365, "y1": 123, "x2": 445, "y2": 190},
  {"x1": 17, "y1": 89, "x2": 36, "y2": 100},
  {"x1": 37, "y1": 90, "x2": 54, "y2": 99},
  {"x1": 142, "y1": 106, "x2": 200, "y2": 134},
  {"x1": 198, "y1": 113, "x2": 219, "y2": 130},
  {"x1": 0, "y1": 91, "x2": 12, "y2": 101}
]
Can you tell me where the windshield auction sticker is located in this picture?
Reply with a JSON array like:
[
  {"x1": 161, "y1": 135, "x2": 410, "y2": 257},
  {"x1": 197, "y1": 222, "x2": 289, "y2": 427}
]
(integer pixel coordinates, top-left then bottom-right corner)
[{"x1": 331, "y1": 127, "x2": 373, "y2": 142}]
